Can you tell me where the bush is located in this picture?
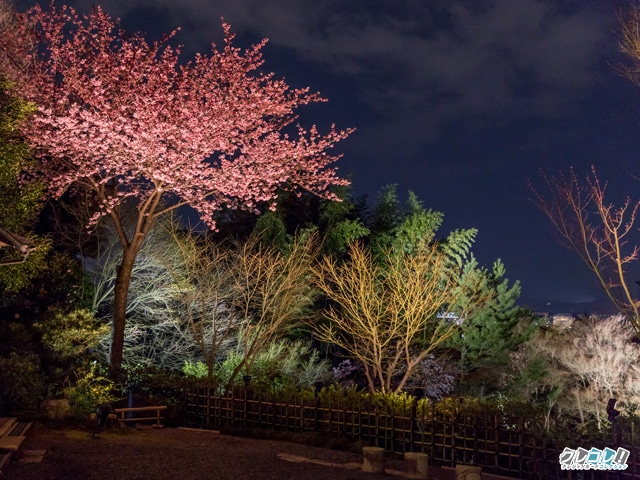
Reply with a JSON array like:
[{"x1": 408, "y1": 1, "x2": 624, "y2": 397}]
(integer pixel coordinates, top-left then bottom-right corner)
[
  {"x1": 0, "y1": 351, "x2": 47, "y2": 413},
  {"x1": 63, "y1": 362, "x2": 120, "y2": 415},
  {"x1": 403, "y1": 354, "x2": 459, "y2": 401},
  {"x1": 124, "y1": 364, "x2": 186, "y2": 409},
  {"x1": 182, "y1": 360, "x2": 209, "y2": 379},
  {"x1": 214, "y1": 339, "x2": 332, "y2": 392},
  {"x1": 314, "y1": 386, "x2": 431, "y2": 418},
  {"x1": 35, "y1": 308, "x2": 108, "y2": 360},
  {"x1": 511, "y1": 315, "x2": 640, "y2": 430}
]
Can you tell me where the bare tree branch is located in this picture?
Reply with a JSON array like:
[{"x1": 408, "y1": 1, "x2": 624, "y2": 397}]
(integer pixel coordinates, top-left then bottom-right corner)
[
  {"x1": 312, "y1": 242, "x2": 492, "y2": 393},
  {"x1": 531, "y1": 167, "x2": 640, "y2": 332},
  {"x1": 225, "y1": 233, "x2": 320, "y2": 388},
  {"x1": 0, "y1": 225, "x2": 35, "y2": 265}
]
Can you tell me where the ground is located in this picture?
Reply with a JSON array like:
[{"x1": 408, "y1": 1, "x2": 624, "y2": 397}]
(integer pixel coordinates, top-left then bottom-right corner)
[{"x1": 5, "y1": 422, "x2": 513, "y2": 480}]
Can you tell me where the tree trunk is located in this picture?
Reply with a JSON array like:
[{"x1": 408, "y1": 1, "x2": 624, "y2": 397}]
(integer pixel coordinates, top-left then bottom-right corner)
[
  {"x1": 207, "y1": 360, "x2": 214, "y2": 382},
  {"x1": 226, "y1": 356, "x2": 247, "y2": 391},
  {"x1": 110, "y1": 246, "x2": 138, "y2": 373}
]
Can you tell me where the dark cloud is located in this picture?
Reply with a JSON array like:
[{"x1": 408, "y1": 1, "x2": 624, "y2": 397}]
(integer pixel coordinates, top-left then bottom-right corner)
[
  {"x1": 15, "y1": 0, "x2": 635, "y2": 310},
  {"x1": 44, "y1": 0, "x2": 612, "y2": 126}
]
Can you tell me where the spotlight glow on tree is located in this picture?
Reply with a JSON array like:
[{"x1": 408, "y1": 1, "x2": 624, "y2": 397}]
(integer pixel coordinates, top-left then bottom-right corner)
[{"x1": 10, "y1": 3, "x2": 351, "y2": 370}]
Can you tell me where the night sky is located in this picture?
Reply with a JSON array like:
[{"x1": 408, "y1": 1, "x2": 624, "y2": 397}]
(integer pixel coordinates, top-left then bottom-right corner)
[{"x1": 15, "y1": 0, "x2": 640, "y2": 313}]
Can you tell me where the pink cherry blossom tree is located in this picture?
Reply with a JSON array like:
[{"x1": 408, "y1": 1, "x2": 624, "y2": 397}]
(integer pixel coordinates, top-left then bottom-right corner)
[{"x1": 9, "y1": 3, "x2": 351, "y2": 370}]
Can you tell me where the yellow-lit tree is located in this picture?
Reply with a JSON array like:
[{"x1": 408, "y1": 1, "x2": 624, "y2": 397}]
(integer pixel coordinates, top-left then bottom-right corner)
[
  {"x1": 313, "y1": 241, "x2": 491, "y2": 393},
  {"x1": 226, "y1": 233, "x2": 320, "y2": 388}
]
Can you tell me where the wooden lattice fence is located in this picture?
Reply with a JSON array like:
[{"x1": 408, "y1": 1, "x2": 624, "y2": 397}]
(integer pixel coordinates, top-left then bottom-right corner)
[{"x1": 183, "y1": 386, "x2": 639, "y2": 479}]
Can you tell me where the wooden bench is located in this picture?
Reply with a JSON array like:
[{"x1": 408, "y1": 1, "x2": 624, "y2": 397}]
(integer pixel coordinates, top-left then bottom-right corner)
[
  {"x1": 0, "y1": 417, "x2": 33, "y2": 469},
  {"x1": 113, "y1": 406, "x2": 167, "y2": 427}
]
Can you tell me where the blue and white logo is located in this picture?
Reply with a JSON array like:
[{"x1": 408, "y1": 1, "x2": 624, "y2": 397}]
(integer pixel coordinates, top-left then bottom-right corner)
[{"x1": 559, "y1": 447, "x2": 629, "y2": 470}]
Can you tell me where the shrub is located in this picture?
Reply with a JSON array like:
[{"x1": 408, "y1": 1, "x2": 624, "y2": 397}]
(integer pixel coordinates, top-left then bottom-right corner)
[
  {"x1": 0, "y1": 351, "x2": 46, "y2": 413},
  {"x1": 63, "y1": 362, "x2": 120, "y2": 415},
  {"x1": 183, "y1": 360, "x2": 209, "y2": 379},
  {"x1": 215, "y1": 339, "x2": 332, "y2": 392},
  {"x1": 403, "y1": 354, "x2": 459, "y2": 401},
  {"x1": 332, "y1": 359, "x2": 363, "y2": 389},
  {"x1": 124, "y1": 364, "x2": 186, "y2": 412},
  {"x1": 35, "y1": 308, "x2": 108, "y2": 360},
  {"x1": 369, "y1": 390, "x2": 416, "y2": 416}
]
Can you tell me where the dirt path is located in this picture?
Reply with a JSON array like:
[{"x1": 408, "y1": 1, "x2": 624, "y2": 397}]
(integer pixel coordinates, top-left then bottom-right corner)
[{"x1": 6, "y1": 423, "x2": 413, "y2": 480}]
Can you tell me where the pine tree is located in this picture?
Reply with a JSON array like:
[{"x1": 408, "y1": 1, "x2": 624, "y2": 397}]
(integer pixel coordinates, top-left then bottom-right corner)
[{"x1": 447, "y1": 259, "x2": 531, "y2": 379}]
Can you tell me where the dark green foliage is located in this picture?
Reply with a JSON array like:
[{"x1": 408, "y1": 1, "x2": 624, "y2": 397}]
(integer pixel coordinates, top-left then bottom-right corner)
[
  {"x1": 0, "y1": 250, "x2": 87, "y2": 318},
  {"x1": 123, "y1": 365, "x2": 186, "y2": 418},
  {"x1": 391, "y1": 191, "x2": 444, "y2": 255},
  {"x1": 368, "y1": 184, "x2": 403, "y2": 256},
  {"x1": 253, "y1": 211, "x2": 289, "y2": 252},
  {"x1": 448, "y1": 259, "x2": 530, "y2": 377},
  {"x1": 438, "y1": 228, "x2": 477, "y2": 269},
  {"x1": 0, "y1": 320, "x2": 48, "y2": 413},
  {"x1": 0, "y1": 77, "x2": 39, "y2": 232},
  {"x1": 0, "y1": 350, "x2": 47, "y2": 413},
  {"x1": 321, "y1": 217, "x2": 369, "y2": 257},
  {"x1": 318, "y1": 185, "x2": 369, "y2": 257},
  {"x1": 0, "y1": 238, "x2": 51, "y2": 292},
  {"x1": 0, "y1": 253, "x2": 92, "y2": 413},
  {"x1": 367, "y1": 185, "x2": 477, "y2": 263},
  {"x1": 35, "y1": 309, "x2": 108, "y2": 360},
  {"x1": 0, "y1": 76, "x2": 50, "y2": 290},
  {"x1": 250, "y1": 185, "x2": 369, "y2": 259}
]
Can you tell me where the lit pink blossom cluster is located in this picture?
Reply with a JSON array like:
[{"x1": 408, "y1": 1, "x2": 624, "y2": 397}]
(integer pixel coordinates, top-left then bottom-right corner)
[{"x1": 15, "y1": 4, "x2": 352, "y2": 228}]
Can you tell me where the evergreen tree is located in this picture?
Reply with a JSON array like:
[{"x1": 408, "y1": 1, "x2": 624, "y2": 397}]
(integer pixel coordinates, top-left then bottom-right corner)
[
  {"x1": 367, "y1": 184, "x2": 477, "y2": 264},
  {"x1": 252, "y1": 185, "x2": 369, "y2": 258},
  {"x1": 368, "y1": 184, "x2": 402, "y2": 257},
  {"x1": 253, "y1": 210, "x2": 290, "y2": 253},
  {"x1": 447, "y1": 259, "x2": 531, "y2": 379},
  {"x1": 318, "y1": 184, "x2": 369, "y2": 257}
]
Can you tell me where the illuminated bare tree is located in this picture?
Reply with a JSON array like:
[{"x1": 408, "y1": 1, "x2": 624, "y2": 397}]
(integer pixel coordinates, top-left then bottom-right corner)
[
  {"x1": 226, "y1": 234, "x2": 319, "y2": 388},
  {"x1": 90, "y1": 221, "x2": 318, "y2": 378},
  {"x1": 617, "y1": 2, "x2": 640, "y2": 87},
  {"x1": 88, "y1": 217, "x2": 236, "y2": 372},
  {"x1": 529, "y1": 4, "x2": 640, "y2": 333},
  {"x1": 161, "y1": 225, "x2": 239, "y2": 380},
  {"x1": 313, "y1": 242, "x2": 492, "y2": 393},
  {"x1": 532, "y1": 167, "x2": 640, "y2": 332},
  {"x1": 525, "y1": 315, "x2": 640, "y2": 427},
  {"x1": 92, "y1": 219, "x2": 206, "y2": 371}
]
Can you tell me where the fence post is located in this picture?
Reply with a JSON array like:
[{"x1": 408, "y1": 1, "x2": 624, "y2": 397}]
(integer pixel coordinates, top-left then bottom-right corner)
[
  {"x1": 205, "y1": 386, "x2": 210, "y2": 429},
  {"x1": 389, "y1": 403, "x2": 395, "y2": 452},
  {"x1": 314, "y1": 395, "x2": 319, "y2": 431},
  {"x1": 243, "y1": 386, "x2": 248, "y2": 427},
  {"x1": 299, "y1": 393, "x2": 304, "y2": 432},
  {"x1": 272, "y1": 393, "x2": 276, "y2": 429},
  {"x1": 410, "y1": 397, "x2": 417, "y2": 452},
  {"x1": 431, "y1": 402, "x2": 435, "y2": 463},
  {"x1": 518, "y1": 416, "x2": 524, "y2": 478}
]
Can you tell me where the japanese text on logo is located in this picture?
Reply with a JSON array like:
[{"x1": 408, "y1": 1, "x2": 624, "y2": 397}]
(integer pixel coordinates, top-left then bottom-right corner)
[{"x1": 559, "y1": 447, "x2": 629, "y2": 471}]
